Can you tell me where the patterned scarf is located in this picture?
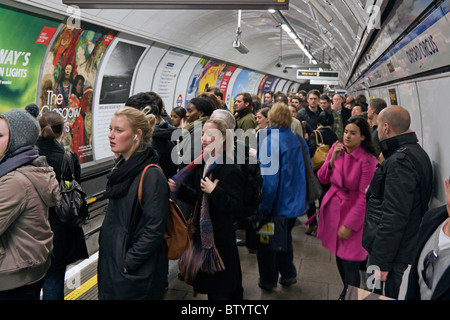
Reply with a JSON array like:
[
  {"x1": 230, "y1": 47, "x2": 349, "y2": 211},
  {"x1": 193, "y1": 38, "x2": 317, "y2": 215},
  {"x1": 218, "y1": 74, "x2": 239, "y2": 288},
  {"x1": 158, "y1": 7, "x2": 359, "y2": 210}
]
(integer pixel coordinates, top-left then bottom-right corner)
[
  {"x1": 199, "y1": 160, "x2": 225, "y2": 274},
  {"x1": 171, "y1": 153, "x2": 225, "y2": 274},
  {"x1": 169, "y1": 153, "x2": 204, "y2": 201}
]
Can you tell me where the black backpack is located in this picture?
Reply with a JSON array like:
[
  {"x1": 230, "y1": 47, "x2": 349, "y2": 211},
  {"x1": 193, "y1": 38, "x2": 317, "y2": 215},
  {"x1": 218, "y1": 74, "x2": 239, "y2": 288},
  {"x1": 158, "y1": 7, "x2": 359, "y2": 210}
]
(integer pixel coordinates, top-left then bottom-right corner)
[{"x1": 55, "y1": 152, "x2": 88, "y2": 227}]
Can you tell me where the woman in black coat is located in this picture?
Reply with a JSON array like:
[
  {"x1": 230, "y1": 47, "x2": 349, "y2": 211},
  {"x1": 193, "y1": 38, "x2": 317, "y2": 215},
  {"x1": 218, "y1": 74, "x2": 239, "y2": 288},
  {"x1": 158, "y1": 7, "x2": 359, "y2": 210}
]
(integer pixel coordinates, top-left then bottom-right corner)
[
  {"x1": 308, "y1": 109, "x2": 338, "y2": 159},
  {"x1": 305, "y1": 109, "x2": 338, "y2": 235},
  {"x1": 36, "y1": 111, "x2": 88, "y2": 300},
  {"x1": 98, "y1": 107, "x2": 169, "y2": 300},
  {"x1": 170, "y1": 119, "x2": 244, "y2": 300}
]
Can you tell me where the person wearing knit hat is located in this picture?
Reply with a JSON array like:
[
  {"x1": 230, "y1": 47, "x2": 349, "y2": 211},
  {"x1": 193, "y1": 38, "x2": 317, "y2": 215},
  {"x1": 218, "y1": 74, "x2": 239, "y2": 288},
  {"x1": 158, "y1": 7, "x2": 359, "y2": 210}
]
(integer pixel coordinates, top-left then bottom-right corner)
[
  {"x1": 0, "y1": 104, "x2": 40, "y2": 164},
  {"x1": 0, "y1": 104, "x2": 59, "y2": 300}
]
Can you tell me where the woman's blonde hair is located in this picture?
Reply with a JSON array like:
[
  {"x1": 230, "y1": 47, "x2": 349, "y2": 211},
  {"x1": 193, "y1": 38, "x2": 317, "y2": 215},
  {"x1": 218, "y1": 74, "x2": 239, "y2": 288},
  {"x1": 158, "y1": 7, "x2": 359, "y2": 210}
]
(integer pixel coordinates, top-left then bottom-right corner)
[
  {"x1": 268, "y1": 102, "x2": 293, "y2": 128},
  {"x1": 204, "y1": 118, "x2": 234, "y2": 159},
  {"x1": 115, "y1": 106, "x2": 156, "y2": 152},
  {"x1": 205, "y1": 119, "x2": 228, "y2": 137}
]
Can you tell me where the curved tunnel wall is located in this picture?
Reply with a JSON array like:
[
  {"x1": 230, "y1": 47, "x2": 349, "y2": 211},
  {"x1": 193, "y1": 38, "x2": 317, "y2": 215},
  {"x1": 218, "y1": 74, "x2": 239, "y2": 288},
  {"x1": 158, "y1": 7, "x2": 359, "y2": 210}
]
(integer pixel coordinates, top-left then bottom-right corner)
[
  {"x1": 0, "y1": 3, "x2": 301, "y2": 168},
  {"x1": 2, "y1": 2, "x2": 450, "y2": 207},
  {"x1": 348, "y1": 1, "x2": 450, "y2": 205}
]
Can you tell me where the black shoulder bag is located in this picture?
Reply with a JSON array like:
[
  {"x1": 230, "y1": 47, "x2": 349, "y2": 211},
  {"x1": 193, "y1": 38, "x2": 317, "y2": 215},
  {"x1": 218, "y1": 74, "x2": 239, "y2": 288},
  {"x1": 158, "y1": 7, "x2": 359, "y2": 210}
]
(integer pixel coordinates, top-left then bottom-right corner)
[{"x1": 55, "y1": 152, "x2": 88, "y2": 226}]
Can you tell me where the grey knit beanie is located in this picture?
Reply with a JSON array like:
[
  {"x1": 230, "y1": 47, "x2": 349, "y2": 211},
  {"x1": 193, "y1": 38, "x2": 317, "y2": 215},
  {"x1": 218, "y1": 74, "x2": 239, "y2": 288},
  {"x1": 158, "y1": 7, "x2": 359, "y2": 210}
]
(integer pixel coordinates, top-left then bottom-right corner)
[{"x1": 0, "y1": 104, "x2": 40, "y2": 160}]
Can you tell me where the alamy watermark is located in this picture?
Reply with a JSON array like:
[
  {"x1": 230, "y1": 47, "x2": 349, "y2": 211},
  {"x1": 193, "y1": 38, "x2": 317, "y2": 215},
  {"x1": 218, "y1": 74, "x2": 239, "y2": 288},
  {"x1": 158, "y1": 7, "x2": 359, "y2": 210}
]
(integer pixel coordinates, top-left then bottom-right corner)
[
  {"x1": 66, "y1": 5, "x2": 81, "y2": 29},
  {"x1": 366, "y1": 4, "x2": 381, "y2": 31},
  {"x1": 170, "y1": 121, "x2": 280, "y2": 175},
  {"x1": 65, "y1": 265, "x2": 81, "y2": 290},
  {"x1": 366, "y1": 264, "x2": 382, "y2": 290}
]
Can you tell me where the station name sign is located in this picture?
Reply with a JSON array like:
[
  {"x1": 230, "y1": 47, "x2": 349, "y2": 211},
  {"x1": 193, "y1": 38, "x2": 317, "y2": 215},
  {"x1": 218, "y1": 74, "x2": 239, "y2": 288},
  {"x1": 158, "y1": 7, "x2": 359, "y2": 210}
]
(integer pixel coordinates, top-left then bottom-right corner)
[
  {"x1": 62, "y1": 0, "x2": 289, "y2": 10},
  {"x1": 297, "y1": 69, "x2": 339, "y2": 81}
]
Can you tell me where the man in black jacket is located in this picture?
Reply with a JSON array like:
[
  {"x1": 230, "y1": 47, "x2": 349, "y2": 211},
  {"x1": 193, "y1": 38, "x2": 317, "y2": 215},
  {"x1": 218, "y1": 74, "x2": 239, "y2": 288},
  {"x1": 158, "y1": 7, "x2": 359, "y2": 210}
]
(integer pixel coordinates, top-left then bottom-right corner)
[
  {"x1": 296, "y1": 89, "x2": 322, "y2": 139},
  {"x1": 362, "y1": 105, "x2": 433, "y2": 299},
  {"x1": 405, "y1": 176, "x2": 450, "y2": 300}
]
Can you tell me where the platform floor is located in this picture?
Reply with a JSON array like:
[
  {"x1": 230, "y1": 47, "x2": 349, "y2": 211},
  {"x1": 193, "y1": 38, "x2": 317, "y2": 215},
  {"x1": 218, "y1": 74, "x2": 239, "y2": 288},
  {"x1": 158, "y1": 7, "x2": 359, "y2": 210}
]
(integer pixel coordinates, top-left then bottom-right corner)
[{"x1": 63, "y1": 216, "x2": 347, "y2": 300}]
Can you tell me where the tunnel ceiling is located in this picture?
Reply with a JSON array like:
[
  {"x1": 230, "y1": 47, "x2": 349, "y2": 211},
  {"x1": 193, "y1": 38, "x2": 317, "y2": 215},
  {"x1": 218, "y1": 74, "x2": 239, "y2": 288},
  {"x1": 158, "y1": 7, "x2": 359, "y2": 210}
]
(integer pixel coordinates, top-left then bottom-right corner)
[{"x1": 14, "y1": 0, "x2": 390, "y2": 86}]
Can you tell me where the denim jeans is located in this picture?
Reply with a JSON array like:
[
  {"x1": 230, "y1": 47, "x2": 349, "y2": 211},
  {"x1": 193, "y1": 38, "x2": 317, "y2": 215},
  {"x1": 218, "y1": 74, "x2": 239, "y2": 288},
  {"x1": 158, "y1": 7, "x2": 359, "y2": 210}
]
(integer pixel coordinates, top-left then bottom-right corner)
[
  {"x1": 42, "y1": 264, "x2": 67, "y2": 300},
  {"x1": 256, "y1": 217, "x2": 297, "y2": 286}
]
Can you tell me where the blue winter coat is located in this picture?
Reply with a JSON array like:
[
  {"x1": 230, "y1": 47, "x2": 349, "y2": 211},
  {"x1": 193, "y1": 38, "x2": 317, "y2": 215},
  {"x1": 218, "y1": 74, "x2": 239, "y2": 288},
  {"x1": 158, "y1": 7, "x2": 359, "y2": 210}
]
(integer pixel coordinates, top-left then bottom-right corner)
[{"x1": 257, "y1": 126, "x2": 308, "y2": 218}]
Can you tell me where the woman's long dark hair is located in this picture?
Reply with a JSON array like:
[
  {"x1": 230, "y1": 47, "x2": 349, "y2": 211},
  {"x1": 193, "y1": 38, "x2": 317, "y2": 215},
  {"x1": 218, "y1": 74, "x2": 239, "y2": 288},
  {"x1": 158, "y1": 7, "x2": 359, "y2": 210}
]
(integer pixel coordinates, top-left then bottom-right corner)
[{"x1": 344, "y1": 116, "x2": 378, "y2": 157}]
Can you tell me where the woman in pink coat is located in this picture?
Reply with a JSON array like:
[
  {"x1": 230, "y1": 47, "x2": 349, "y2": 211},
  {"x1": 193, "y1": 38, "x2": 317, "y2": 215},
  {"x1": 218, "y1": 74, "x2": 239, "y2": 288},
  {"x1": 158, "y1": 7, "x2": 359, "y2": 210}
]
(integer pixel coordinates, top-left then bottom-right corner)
[{"x1": 317, "y1": 117, "x2": 378, "y2": 300}]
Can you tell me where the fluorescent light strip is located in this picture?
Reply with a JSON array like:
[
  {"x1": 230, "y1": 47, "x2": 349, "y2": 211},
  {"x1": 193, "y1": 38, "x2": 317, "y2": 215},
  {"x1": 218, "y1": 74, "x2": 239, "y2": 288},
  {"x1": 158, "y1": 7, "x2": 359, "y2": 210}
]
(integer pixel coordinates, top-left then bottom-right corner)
[
  {"x1": 271, "y1": 10, "x2": 318, "y2": 65},
  {"x1": 281, "y1": 23, "x2": 315, "y2": 62}
]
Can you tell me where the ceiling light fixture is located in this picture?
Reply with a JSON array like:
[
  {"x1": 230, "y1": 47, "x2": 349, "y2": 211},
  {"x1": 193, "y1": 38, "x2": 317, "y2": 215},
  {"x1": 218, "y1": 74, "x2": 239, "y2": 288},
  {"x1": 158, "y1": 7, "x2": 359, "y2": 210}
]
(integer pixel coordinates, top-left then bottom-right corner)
[
  {"x1": 233, "y1": 10, "x2": 249, "y2": 54},
  {"x1": 276, "y1": 24, "x2": 283, "y2": 67},
  {"x1": 269, "y1": 10, "x2": 318, "y2": 66},
  {"x1": 281, "y1": 23, "x2": 313, "y2": 61}
]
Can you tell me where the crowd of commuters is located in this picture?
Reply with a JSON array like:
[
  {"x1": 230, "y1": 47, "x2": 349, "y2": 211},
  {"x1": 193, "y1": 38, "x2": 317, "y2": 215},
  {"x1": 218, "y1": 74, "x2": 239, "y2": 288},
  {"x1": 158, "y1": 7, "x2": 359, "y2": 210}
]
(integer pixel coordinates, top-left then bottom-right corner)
[{"x1": 0, "y1": 86, "x2": 442, "y2": 301}]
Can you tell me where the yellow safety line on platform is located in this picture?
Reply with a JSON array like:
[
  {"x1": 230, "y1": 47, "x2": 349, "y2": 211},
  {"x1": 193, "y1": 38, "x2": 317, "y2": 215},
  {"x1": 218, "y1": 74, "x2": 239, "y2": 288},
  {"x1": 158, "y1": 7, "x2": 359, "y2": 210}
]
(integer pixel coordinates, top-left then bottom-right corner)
[{"x1": 64, "y1": 274, "x2": 97, "y2": 300}]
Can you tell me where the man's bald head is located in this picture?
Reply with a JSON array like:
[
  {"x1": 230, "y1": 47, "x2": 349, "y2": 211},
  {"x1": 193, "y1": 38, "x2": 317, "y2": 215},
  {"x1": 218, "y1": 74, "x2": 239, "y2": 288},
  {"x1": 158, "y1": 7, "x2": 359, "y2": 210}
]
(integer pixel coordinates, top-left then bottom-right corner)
[{"x1": 378, "y1": 105, "x2": 411, "y2": 136}]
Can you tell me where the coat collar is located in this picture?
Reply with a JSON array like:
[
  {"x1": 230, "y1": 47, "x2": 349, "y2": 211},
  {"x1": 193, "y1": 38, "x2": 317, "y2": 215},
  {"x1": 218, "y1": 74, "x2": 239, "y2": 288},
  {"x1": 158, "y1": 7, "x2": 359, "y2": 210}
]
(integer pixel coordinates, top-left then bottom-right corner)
[
  {"x1": 202, "y1": 152, "x2": 232, "y2": 175},
  {"x1": 266, "y1": 126, "x2": 290, "y2": 133},
  {"x1": 305, "y1": 106, "x2": 321, "y2": 116},
  {"x1": 345, "y1": 144, "x2": 366, "y2": 161},
  {"x1": 235, "y1": 106, "x2": 252, "y2": 119},
  {"x1": 379, "y1": 131, "x2": 418, "y2": 159}
]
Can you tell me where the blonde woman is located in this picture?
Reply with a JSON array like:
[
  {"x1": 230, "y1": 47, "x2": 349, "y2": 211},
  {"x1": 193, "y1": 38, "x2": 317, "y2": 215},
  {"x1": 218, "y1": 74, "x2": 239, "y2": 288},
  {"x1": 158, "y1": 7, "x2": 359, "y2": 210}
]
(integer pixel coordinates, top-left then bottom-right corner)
[
  {"x1": 256, "y1": 102, "x2": 309, "y2": 291},
  {"x1": 169, "y1": 119, "x2": 244, "y2": 300},
  {"x1": 98, "y1": 106, "x2": 169, "y2": 300}
]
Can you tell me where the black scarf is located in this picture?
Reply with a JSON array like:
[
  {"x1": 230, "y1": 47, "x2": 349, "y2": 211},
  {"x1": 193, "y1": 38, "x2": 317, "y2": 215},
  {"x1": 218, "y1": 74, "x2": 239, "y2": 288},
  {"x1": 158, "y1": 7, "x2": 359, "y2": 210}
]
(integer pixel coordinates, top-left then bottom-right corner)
[
  {"x1": 236, "y1": 106, "x2": 252, "y2": 119},
  {"x1": 104, "y1": 147, "x2": 159, "y2": 199}
]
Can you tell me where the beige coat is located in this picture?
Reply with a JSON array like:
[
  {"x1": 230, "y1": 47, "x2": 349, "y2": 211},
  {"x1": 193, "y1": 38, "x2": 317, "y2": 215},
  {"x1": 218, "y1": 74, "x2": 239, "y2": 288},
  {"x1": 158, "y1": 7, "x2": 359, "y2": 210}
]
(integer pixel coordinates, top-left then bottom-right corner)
[{"x1": 0, "y1": 157, "x2": 59, "y2": 291}]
